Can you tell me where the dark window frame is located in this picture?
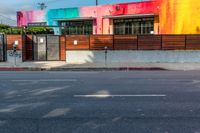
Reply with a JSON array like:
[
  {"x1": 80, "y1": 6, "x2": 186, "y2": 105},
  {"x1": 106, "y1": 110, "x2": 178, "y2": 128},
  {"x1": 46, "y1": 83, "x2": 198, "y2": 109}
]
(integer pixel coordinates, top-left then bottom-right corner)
[
  {"x1": 60, "y1": 20, "x2": 93, "y2": 35},
  {"x1": 28, "y1": 22, "x2": 47, "y2": 26},
  {"x1": 113, "y1": 17, "x2": 154, "y2": 35}
]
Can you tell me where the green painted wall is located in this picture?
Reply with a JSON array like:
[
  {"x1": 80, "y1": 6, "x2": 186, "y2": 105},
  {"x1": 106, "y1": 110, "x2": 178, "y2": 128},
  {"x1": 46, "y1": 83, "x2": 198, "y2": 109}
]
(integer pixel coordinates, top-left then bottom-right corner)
[{"x1": 46, "y1": 8, "x2": 79, "y2": 26}]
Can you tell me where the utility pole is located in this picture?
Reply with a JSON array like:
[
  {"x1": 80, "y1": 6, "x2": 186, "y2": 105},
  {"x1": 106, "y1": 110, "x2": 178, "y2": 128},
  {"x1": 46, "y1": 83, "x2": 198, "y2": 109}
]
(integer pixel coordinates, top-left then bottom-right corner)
[
  {"x1": 96, "y1": 0, "x2": 98, "y2": 6},
  {"x1": 38, "y1": 2, "x2": 47, "y2": 10}
]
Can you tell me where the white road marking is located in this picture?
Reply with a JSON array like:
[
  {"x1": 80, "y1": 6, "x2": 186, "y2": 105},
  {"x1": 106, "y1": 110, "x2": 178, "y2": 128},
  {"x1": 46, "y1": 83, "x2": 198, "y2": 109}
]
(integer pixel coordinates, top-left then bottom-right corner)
[
  {"x1": 12, "y1": 79, "x2": 77, "y2": 82},
  {"x1": 49, "y1": 72, "x2": 100, "y2": 74},
  {"x1": 74, "y1": 94, "x2": 166, "y2": 98}
]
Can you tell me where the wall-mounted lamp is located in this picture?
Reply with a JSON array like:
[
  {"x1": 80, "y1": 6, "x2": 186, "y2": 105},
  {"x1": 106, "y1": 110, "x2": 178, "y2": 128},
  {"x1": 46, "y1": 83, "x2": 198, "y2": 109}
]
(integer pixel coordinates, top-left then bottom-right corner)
[{"x1": 14, "y1": 40, "x2": 19, "y2": 46}]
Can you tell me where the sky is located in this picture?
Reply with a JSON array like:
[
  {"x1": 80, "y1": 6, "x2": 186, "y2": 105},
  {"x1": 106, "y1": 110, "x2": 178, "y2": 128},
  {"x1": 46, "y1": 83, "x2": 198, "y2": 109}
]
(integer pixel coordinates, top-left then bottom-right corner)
[{"x1": 0, "y1": 0, "x2": 142, "y2": 25}]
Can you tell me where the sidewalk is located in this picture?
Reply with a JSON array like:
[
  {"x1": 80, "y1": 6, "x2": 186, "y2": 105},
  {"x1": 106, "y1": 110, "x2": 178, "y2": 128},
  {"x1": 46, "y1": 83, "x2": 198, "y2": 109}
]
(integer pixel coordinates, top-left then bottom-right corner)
[{"x1": 0, "y1": 61, "x2": 200, "y2": 71}]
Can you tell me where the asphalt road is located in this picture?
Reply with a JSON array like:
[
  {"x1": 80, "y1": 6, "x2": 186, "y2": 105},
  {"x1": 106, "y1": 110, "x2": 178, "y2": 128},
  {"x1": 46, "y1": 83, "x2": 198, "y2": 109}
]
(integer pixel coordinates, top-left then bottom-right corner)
[{"x1": 0, "y1": 71, "x2": 200, "y2": 133}]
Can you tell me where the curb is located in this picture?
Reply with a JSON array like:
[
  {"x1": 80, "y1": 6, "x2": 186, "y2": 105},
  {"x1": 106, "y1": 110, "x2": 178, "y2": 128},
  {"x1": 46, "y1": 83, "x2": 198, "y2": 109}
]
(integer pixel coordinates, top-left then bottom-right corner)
[
  {"x1": 0, "y1": 68, "x2": 26, "y2": 71},
  {"x1": 0, "y1": 67, "x2": 168, "y2": 71},
  {"x1": 51, "y1": 67, "x2": 168, "y2": 71}
]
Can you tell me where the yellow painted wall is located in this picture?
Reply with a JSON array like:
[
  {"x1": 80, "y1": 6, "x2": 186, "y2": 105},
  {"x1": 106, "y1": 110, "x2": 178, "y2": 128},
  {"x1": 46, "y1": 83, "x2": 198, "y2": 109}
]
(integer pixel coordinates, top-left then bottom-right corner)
[{"x1": 159, "y1": 0, "x2": 200, "y2": 34}]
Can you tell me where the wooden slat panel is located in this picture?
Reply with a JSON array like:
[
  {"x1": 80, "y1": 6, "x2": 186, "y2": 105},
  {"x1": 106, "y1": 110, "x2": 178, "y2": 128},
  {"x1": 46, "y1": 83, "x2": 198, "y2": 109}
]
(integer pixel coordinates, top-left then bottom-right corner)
[
  {"x1": 22, "y1": 35, "x2": 26, "y2": 61},
  {"x1": 186, "y1": 35, "x2": 200, "y2": 50},
  {"x1": 90, "y1": 35, "x2": 113, "y2": 50},
  {"x1": 6, "y1": 35, "x2": 23, "y2": 50},
  {"x1": 60, "y1": 35, "x2": 66, "y2": 61},
  {"x1": 138, "y1": 35, "x2": 161, "y2": 50},
  {"x1": 26, "y1": 50, "x2": 33, "y2": 61},
  {"x1": 114, "y1": 35, "x2": 137, "y2": 50},
  {"x1": 162, "y1": 35, "x2": 185, "y2": 50},
  {"x1": 66, "y1": 35, "x2": 89, "y2": 50},
  {"x1": 25, "y1": 35, "x2": 33, "y2": 61}
]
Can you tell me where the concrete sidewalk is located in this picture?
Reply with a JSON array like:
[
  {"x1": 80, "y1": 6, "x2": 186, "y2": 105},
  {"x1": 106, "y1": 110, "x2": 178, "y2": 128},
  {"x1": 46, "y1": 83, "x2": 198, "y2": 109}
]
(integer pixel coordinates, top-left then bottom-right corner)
[{"x1": 0, "y1": 61, "x2": 200, "y2": 71}]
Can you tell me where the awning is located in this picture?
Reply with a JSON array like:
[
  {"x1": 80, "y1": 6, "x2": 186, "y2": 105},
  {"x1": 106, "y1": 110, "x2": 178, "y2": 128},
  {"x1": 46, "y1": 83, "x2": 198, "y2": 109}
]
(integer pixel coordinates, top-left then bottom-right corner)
[
  {"x1": 103, "y1": 14, "x2": 157, "y2": 19},
  {"x1": 53, "y1": 17, "x2": 95, "y2": 21}
]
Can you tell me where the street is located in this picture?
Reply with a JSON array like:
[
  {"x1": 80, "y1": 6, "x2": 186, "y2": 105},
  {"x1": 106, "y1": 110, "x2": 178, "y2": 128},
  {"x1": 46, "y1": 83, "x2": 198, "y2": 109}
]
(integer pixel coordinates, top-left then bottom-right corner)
[{"x1": 0, "y1": 71, "x2": 200, "y2": 133}]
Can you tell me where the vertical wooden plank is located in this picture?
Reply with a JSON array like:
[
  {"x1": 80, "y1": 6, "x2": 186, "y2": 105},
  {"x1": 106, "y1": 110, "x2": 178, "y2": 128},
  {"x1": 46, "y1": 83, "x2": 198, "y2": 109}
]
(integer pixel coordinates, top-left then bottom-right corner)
[
  {"x1": 60, "y1": 35, "x2": 66, "y2": 61},
  {"x1": 22, "y1": 35, "x2": 26, "y2": 61},
  {"x1": 23, "y1": 35, "x2": 34, "y2": 61}
]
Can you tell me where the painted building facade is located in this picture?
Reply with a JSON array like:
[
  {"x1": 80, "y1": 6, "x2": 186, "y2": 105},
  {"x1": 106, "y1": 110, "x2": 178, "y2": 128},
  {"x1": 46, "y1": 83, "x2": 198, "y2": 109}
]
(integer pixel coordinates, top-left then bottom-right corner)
[{"x1": 17, "y1": 0, "x2": 200, "y2": 35}]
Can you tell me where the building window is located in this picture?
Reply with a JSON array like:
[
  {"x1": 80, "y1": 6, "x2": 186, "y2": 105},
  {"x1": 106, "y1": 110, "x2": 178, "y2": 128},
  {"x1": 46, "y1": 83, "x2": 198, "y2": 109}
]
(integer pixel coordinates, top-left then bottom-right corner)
[
  {"x1": 60, "y1": 20, "x2": 93, "y2": 35},
  {"x1": 28, "y1": 22, "x2": 47, "y2": 26},
  {"x1": 114, "y1": 17, "x2": 154, "y2": 35}
]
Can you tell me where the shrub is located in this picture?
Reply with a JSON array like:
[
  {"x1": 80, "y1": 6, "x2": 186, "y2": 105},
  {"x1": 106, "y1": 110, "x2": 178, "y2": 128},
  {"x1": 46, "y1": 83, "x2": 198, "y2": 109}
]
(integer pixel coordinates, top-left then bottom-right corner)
[
  {"x1": 25, "y1": 27, "x2": 54, "y2": 34},
  {"x1": 0, "y1": 24, "x2": 10, "y2": 29},
  {"x1": 0, "y1": 24, "x2": 54, "y2": 34}
]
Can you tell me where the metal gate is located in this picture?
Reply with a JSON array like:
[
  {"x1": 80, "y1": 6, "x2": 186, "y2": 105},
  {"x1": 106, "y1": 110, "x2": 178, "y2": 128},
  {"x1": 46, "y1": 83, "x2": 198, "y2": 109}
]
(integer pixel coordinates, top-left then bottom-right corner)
[
  {"x1": 33, "y1": 35, "x2": 47, "y2": 61},
  {"x1": 33, "y1": 35, "x2": 60, "y2": 61},
  {"x1": 47, "y1": 35, "x2": 60, "y2": 61},
  {"x1": 0, "y1": 34, "x2": 5, "y2": 62}
]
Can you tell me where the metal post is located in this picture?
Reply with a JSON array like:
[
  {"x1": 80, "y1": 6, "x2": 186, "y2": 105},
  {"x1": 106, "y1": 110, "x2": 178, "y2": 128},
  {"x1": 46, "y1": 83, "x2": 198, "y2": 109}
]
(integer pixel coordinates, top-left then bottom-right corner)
[
  {"x1": 14, "y1": 52, "x2": 17, "y2": 67},
  {"x1": 96, "y1": 0, "x2": 98, "y2": 6},
  {"x1": 104, "y1": 46, "x2": 108, "y2": 67}
]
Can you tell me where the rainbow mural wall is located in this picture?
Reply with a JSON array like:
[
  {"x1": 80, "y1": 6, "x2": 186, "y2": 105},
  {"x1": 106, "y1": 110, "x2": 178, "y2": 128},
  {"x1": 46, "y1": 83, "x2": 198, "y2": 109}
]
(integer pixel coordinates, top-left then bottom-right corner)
[
  {"x1": 17, "y1": 1, "x2": 159, "y2": 34},
  {"x1": 17, "y1": 0, "x2": 200, "y2": 34}
]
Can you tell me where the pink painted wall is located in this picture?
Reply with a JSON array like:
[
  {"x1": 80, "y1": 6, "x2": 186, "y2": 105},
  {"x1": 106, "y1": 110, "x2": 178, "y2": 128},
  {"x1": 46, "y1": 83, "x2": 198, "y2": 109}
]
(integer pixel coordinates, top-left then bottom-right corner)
[
  {"x1": 17, "y1": 10, "x2": 45, "y2": 26},
  {"x1": 79, "y1": 6, "x2": 97, "y2": 34},
  {"x1": 79, "y1": 1, "x2": 159, "y2": 34}
]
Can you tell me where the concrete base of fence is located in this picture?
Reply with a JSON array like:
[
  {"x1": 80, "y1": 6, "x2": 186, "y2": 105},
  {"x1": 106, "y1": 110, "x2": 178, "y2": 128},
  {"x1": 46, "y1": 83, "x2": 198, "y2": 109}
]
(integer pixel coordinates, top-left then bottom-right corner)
[
  {"x1": 66, "y1": 51, "x2": 105, "y2": 63},
  {"x1": 6, "y1": 50, "x2": 22, "y2": 65},
  {"x1": 66, "y1": 50, "x2": 200, "y2": 63}
]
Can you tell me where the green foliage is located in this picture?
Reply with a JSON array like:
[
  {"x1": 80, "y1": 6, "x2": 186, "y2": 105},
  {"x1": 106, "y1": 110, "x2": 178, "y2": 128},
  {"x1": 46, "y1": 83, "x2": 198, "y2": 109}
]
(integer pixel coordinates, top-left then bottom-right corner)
[
  {"x1": 0, "y1": 28, "x2": 22, "y2": 34},
  {"x1": 0, "y1": 25, "x2": 54, "y2": 34},
  {"x1": 25, "y1": 27, "x2": 54, "y2": 34},
  {"x1": 0, "y1": 24, "x2": 10, "y2": 29}
]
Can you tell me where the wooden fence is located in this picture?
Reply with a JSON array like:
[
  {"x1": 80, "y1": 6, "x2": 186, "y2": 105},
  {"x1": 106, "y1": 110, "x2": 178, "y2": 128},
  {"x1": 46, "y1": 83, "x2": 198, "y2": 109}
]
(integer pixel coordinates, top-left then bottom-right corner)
[
  {"x1": 3, "y1": 34, "x2": 200, "y2": 62},
  {"x1": 65, "y1": 35, "x2": 200, "y2": 50},
  {"x1": 7, "y1": 34, "x2": 200, "y2": 52}
]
